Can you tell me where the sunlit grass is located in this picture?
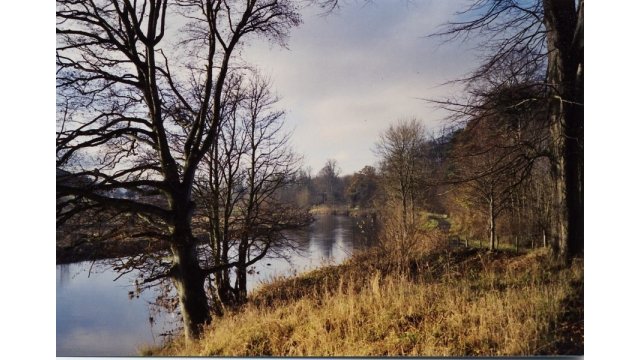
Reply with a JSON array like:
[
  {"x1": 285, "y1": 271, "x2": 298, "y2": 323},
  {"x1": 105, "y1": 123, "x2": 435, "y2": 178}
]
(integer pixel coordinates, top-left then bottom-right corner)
[
  {"x1": 308, "y1": 204, "x2": 349, "y2": 215},
  {"x1": 150, "y1": 247, "x2": 582, "y2": 356}
]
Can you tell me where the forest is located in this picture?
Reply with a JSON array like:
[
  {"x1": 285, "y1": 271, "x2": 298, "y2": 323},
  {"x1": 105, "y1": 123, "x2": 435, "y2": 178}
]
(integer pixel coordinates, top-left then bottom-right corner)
[{"x1": 55, "y1": 0, "x2": 583, "y2": 356}]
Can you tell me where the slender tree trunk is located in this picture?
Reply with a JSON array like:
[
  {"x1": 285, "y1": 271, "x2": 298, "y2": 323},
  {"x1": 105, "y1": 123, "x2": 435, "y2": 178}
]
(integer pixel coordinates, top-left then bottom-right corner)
[
  {"x1": 236, "y1": 260, "x2": 248, "y2": 303},
  {"x1": 218, "y1": 239, "x2": 232, "y2": 303},
  {"x1": 488, "y1": 197, "x2": 496, "y2": 252},
  {"x1": 207, "y1": 146, "x2": 231, "y2": 305},
  {"x1": 235, "y1": 235, "x2": 249, "y2": 304},
  {"x1": 401, "y1": 183, "x2": 408, "y2": 240}
]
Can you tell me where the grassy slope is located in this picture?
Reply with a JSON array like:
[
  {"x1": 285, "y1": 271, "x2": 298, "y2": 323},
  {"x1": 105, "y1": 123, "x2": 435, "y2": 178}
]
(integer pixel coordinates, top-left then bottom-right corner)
[{"x1": 149, "y1": 247, "x2": 583, "y2": 356}]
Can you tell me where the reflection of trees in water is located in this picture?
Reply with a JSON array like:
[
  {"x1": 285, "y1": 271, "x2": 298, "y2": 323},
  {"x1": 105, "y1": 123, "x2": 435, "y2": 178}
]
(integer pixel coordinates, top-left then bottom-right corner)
[
  {"x1": 58, "y1": 263, "x2": 70, "y2": 287},
  {"x1": 56, "y1": 260, "x2": 180, "y2": 354},
  {"x1": 58, "y1": 215, "x2": 380, "y2": 354},
  {"x1": 313, "y1": 215, "x2": 339, "y2": 259},
  {"x1": 145, "y1": 280, "x2": 180, "y2": 342},
  {"x1": 307, "y1": 214, "x2": 379, "y2": 260},
  {"x1": 255, "y1": 226, "x2": 313, "y2": 271},
  {"x1": 59, "y1": 261, "x2": 116, "y2": 288}
]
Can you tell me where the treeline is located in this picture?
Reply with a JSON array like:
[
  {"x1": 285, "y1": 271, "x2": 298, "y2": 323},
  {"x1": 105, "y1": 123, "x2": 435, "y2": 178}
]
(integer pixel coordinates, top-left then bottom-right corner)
[
  {"x1": 436, "y1": 83, "x2": 553, "y2": 252},
  {"x1": 56, "y1": 0, "x2": 582, "y2": 345},
  {"x1": 285, "y1": 95, "x2": 555, "y2": 255},
  {"x1": 277, "y1": 160, "x2": 379, "y2": 211}
]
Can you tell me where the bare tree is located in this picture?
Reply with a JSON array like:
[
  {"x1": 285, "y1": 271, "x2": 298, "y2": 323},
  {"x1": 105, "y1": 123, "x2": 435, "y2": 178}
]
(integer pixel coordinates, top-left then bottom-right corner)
[
  {"x1": 190, "y1": 72, "x2": 310, "y2": 307},
  {"x1": 375, "y1": 118, "x2": 428, "y2": 232},
  {"x1": 374, "y1": 119, "x2": 433, "y2": 266},
  {"x1": 449, "y1": 118, "x2": 520, "y2": 251},
  {"x1": 233, "y1": 74, "x2": 309, "y2": 303},
  {"x1": 433, "y1": 0, "x2": 583, "y2": 263},
  {"x1": 316, "y1": 159, "x2": 342, "y2": 205},
  {"x1": 56, "y1": 0, "x2": 301, "y2": 341}
]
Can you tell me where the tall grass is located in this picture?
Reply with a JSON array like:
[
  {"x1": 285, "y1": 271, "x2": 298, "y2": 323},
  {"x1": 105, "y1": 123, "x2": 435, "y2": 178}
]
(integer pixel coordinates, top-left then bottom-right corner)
[{"x1": 151, "y1": 248, "x2": 583, "y2": 356}]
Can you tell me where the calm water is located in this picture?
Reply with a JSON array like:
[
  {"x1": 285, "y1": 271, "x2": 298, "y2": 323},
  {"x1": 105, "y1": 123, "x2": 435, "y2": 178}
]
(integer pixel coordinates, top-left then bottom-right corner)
[{"x1": 56, "y1": 215, "x2": 375, "y2": 356}]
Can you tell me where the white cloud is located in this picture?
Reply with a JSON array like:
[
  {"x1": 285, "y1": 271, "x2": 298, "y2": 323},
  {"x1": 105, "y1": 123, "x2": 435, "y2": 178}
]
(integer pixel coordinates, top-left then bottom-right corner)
[{"x1": 243, "y1": 0, "x2": 477, "y2": 174}]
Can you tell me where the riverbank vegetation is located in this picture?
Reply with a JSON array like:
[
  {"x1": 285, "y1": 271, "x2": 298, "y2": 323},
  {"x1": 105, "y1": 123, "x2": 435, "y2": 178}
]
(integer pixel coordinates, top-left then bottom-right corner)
[
  {"x1": 148, "y1": 246, "x2": 583, "y2": 356},
  {"x1": 56, "y1": 0, "x2": 583, "y2": 354}
]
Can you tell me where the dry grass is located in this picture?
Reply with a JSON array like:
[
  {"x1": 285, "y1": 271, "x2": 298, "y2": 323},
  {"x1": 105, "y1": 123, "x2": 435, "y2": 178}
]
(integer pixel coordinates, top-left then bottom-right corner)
[
  {"x1": 150, "y1": 247, "x2": 583, "y2": 356},
  {"x1": 308, "y1": 204, "x2": 350, "y2": 216}
]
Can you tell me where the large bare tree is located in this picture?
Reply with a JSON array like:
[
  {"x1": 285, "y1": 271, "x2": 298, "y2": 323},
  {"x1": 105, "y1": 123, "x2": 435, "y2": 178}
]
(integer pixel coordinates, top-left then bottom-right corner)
[
  {"x1": 434, "y1": 0, "x2": 583, "y2": 263},
  {"x1": 56, "y1": 0, "x2": 300, "y2": 341}
]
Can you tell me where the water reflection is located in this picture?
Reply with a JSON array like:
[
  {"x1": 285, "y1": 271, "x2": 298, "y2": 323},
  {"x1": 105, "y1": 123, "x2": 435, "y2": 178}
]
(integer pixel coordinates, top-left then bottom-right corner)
[
  {"x1": 245, "y1": 214, "x2": 376, "y2": 291},
  {"x1": 56, "y1": 214, "x2": 376, "y2": 356},
  {"x1": 56, "y1": 261, "x2": 176, "y2": 356}
]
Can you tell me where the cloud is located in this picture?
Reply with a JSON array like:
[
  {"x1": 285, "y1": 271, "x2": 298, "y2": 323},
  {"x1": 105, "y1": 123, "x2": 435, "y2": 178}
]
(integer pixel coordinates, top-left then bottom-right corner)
[{"x1": 243, "y1": 0, "x2": 477, "y2": 174}]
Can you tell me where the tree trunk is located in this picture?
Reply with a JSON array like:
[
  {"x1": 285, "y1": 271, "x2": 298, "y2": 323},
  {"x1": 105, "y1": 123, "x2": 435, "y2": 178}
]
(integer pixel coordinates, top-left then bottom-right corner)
[
  {"x1": 169, "y1": 189, "x2": 211, "y2": 342},
  {"x1": 543, "y1": 0, "x2": 583, "y2": 265},
  {"x1": 171, "y1": 242, "x2": 210, "y2": 342},
  {"x1": 236, "y1": 265, "x2": 248, "y2": 303},
  {"x1": 217, "y1": 258, "x2": 232, "y2": 305},
  {"x1": 235, "y1": 238, "x2": 249, "y2": 304},
  {"x1": 488, "y1": 197, "x2": 496, "y2": 251}
]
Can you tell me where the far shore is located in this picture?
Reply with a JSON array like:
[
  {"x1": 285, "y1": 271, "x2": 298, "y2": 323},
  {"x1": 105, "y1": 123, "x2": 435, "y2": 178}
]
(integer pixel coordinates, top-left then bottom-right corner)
[
  {"x1": 308, "y1": 204, "x2": 376, "y2": 217},
  {"x1": 56, "y1": 209, "x2": 375, "y2": 265}
]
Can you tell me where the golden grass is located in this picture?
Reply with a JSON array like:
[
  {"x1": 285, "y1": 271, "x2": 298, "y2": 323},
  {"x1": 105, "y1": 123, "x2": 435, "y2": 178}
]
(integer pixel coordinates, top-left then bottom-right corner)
[
  {"x1": 150, "y1": 248, "x2": 583, "y2": 356},
  {"x1": 308, "y1": 204, "x2": 350, "y2": 216}
]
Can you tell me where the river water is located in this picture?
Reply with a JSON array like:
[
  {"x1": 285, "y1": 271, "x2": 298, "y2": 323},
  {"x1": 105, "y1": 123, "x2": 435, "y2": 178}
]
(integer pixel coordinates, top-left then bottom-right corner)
[{"x1": 56, "y1": 214, "x2": 375, "y2": 356}]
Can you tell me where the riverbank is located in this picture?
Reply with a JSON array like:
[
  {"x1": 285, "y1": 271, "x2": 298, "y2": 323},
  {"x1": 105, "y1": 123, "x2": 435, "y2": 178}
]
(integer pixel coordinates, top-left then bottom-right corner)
[
  {"x1": 56, "y1": 237, "x2": 171, "y2": 264},
  {"x1": 308, "y1": 204, "x2": 376, "y2": 217},
  {"x1": 147, "y1": 247, "x2": 583, "y2": 356},
  {"x1": 56, "y1": 209, "x2": 372, "y2": 264}
]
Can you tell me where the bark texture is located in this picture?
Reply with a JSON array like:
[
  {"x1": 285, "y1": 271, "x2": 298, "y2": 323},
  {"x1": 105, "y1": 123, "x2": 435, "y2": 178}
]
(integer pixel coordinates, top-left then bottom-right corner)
[{"x1": 543, "y1": 0, "x2": 584, "y2": 264}]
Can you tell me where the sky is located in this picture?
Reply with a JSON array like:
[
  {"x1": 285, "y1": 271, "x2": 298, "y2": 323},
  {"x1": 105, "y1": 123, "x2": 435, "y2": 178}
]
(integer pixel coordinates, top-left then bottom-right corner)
[
  {"x1": 3, "y1": 2, "x2": 640, "y2": 359},
  {"x1": 242, "y1": 0, "x2": 476, "y2": 175}
]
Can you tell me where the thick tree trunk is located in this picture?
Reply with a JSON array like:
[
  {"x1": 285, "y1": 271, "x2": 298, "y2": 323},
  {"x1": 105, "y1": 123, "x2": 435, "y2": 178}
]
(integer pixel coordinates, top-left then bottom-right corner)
[
  {"x1": 171, "y1": 242, "x2": 210, "y2": 342},
  {"x1": 543, "y1": 0, "x2": 583, "y2": 264},
  {"x1": 169, "y1": 188, "x2": 211, "y2": 342}
]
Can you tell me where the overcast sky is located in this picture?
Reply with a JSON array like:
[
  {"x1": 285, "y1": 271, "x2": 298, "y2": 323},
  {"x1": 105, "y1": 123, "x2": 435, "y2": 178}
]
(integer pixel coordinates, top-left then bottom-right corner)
[{"x1": 242, "y1": 0, "x2": 477, "y2": 175}]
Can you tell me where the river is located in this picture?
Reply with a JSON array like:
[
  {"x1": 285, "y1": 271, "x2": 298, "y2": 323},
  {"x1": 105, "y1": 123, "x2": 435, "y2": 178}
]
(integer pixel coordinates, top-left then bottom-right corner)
[{"x1": 56, "y1": 214, "x2": 376, "y2": 356}]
